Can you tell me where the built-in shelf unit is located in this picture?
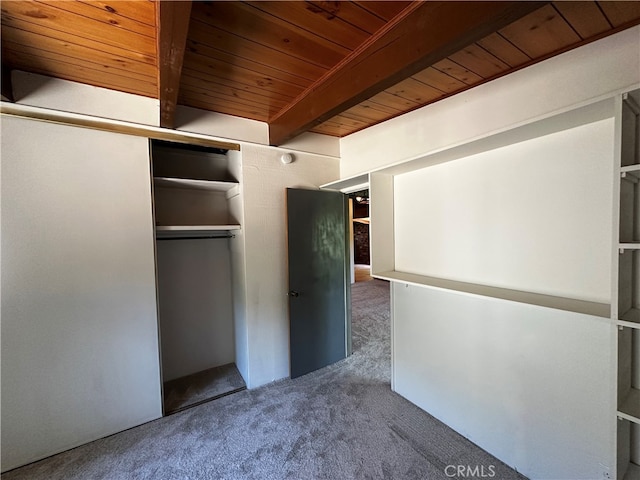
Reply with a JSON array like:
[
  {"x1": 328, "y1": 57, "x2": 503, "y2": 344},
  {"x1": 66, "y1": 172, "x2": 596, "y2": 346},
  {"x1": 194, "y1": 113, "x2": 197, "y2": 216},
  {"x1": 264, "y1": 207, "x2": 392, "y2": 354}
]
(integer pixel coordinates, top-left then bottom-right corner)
[
  {"x1": 150, "y1": 139, "x2": 245, "y2": 414},
  {"x1": 616, "y1": 89, "x2": 640, "y2": 480},
  {"x1": 323, "y1": 98, "x2": 614, "y2": 320},
  {"x1": 152, "y1": 140, "x2": 241, "y2": 238}
]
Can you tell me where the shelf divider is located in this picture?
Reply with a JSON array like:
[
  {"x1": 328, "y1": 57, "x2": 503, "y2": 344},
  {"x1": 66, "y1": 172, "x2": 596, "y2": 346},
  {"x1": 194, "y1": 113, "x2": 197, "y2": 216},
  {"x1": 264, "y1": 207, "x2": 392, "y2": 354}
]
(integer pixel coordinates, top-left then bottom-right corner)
[
  {"x1": 154, "y1": 176, "x2": 238, "y2": 192},
  {"x1": 621, "y1": 164, "x2": 640, "y2": 174},
  {"x1": 321, "y1": 173, "x2": 369, "y2": 192},
  {"x1": 156, "y1": 225, "x2": 241, "y2": 239}
]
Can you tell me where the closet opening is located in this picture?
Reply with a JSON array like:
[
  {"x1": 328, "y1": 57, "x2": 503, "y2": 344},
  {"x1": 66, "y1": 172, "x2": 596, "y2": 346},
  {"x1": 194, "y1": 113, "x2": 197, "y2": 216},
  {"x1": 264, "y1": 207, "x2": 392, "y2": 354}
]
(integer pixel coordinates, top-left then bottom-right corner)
[{"x1": 150, "y1": 139, "x2": 245, "y2": 415}]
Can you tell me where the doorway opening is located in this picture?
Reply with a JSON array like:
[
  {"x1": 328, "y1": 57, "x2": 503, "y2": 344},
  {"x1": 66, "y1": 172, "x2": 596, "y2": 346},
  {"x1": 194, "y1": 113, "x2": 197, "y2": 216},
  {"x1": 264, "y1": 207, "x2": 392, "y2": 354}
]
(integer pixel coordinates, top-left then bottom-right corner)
[
  {"x1": 345, "y1": 186, "x2": 391, "y2": 385},
  {"x1": 348, "y1": 189, "x2": 372, "y2": 283}
]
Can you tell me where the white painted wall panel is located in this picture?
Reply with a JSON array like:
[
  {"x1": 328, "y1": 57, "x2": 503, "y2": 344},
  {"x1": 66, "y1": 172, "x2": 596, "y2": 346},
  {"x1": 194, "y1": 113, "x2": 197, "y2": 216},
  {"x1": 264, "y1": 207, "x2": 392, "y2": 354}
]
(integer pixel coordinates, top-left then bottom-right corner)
[
  {"x1": 393, "y1": 283, "x2": 614, "y2": 480},
  {"x1": 1, "y1": 117, "x2": 161, "y2": 471},
  {"x1": 340, "y1": 26, "x2": 640, "y2": 178},
  {"x1": 11, "y1": 70, "x2": 159, "y2": 126},
  {"x1": 280, "y1": 132, "x2": 341, "y2": 158},
  {"x1": 175, "y1": 105, "x2": 269, "y2": 145},
  {"x1": 394, "y1": 119, "x2": 614, "y2": 304}
]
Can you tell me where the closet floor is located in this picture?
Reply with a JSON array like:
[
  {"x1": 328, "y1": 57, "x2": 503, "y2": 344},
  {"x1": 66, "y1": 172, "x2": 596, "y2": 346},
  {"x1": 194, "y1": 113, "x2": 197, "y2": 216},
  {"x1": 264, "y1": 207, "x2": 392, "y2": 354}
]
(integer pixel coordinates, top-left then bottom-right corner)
[{"x1": 163, "y1": 363, "x2": 246, "y2": 415}]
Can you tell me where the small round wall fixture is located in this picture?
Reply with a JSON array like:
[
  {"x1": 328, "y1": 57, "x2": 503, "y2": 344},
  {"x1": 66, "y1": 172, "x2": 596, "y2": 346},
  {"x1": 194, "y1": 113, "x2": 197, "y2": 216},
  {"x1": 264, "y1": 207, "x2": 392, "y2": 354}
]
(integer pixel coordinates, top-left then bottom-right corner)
[{"x1": 280, "y1": 153, "x2": 294, "y2": 164}]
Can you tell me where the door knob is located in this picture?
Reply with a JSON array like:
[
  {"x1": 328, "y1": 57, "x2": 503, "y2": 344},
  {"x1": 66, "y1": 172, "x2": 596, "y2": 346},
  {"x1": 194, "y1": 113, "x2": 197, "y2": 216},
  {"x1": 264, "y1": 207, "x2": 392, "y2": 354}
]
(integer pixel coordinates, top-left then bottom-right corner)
[{"x1": 288, "y1": 290, "x2": 299, "y2": 297}]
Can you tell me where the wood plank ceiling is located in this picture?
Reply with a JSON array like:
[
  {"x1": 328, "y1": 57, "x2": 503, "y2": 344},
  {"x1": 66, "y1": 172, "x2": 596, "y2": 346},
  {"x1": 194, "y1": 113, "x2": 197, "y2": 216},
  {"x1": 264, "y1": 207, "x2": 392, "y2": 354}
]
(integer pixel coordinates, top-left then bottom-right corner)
[{"x1": 2, "y1": 1, "x2": 640, "y2": 145}]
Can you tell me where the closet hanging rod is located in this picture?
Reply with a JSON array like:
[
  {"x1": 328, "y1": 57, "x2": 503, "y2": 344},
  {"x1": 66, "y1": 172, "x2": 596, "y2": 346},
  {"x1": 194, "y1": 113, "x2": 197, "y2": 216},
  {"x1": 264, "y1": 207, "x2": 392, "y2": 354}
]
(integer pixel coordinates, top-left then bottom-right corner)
[{"x1": 156, "y1": 235, "x2": 235, "y2": 241}]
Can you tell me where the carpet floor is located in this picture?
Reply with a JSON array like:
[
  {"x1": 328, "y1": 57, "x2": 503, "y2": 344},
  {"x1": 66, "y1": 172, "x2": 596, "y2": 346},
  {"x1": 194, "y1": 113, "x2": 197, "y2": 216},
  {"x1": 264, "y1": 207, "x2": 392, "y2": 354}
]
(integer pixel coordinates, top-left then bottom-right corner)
[{"x1": 3, "y1": 279, "x2": 527, "y2": 480}]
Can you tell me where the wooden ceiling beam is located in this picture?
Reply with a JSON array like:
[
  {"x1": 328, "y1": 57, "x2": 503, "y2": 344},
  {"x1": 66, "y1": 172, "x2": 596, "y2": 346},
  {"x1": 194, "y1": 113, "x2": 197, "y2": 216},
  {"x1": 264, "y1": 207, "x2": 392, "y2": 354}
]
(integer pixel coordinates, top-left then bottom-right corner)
[
  {"x1": 268, "y1": 1, "x2": 547, "y2": 145},
  {"x1": 157, "y1": 0, "x2": 192, "y2": 128}
]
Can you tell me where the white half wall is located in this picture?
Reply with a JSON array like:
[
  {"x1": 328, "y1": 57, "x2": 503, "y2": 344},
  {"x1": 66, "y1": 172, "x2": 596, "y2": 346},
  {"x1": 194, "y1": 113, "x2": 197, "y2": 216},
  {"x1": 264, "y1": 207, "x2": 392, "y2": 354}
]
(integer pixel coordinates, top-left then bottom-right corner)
[
  {"x1": 1, "y1": 116, "x2": 161, "y2": 471},
  {"x1": 340, "y1": 26, "x2": 640, "y2": 178},
  {"x1": 394, "y1": 118, "x2": 614, "y2": 304},
  {"x1": 392, "y1": 283, "x2": 615, "y2": 480},
  {"x1": 239, "y1": 144, "x2": 339, "y2": 388}
]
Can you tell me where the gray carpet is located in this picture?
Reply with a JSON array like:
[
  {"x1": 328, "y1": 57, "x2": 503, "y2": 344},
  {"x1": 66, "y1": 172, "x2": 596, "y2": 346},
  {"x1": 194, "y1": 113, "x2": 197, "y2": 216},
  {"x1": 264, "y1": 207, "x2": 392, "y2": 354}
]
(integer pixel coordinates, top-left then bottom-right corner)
[{"x1": 3, "y1": 279, "x2": 527, "y2": 480}]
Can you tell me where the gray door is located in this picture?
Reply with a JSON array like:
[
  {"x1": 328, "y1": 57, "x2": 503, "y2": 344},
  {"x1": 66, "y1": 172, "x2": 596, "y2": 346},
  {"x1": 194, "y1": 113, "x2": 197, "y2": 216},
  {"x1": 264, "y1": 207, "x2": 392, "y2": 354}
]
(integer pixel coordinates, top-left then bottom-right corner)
[{"x1": 286, "y1": 188, "x2": 351, "y2": 379}]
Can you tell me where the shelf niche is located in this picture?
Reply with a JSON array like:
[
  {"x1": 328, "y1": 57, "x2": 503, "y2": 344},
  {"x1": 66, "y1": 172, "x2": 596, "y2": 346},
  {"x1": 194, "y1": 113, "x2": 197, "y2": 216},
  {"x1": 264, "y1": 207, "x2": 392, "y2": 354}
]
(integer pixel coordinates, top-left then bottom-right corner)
[
  {"x1": 368, "y1": 100, "x2": 615, "y2": 319},
  {"x1": 619, "y1": 248, "x2": 640, "y2": 325},
  {"x1": 620, "y1": 167, "x2": 640, "y2": 245},
  {"x1": 618, "y1": 326, "x2": 640, "y2": 422},
  {"x1": 152, "y1": 140, "x2": 240, "y2": 233},
  {"x1": 152, "y1": 140, "x2": 236, "y2": 182},
  {"x1": 618, "y1": 418, "x2": 640, "y2": 480},
  {"x1": 617, "y1": 325, "x2": 640, "y2": 480}
]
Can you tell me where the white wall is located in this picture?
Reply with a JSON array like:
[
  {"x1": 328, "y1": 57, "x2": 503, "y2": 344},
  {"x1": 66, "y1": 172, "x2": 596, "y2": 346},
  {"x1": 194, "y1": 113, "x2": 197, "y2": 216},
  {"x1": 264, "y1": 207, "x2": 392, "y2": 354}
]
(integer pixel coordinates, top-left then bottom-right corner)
[
  {"x1": 393, "y1": 283, "x2": 614, "y2": 480},
  {"x1": 239, "y1": 144, "x2": 339, "y2": 388},
  {"x1": 1, "y1": 116, "x2": 161, "y2": 471},
  {"x1": 340, "y1": 26, "x2": 640, "y2": 178},
  {"x1": 394, "y1": 118, "x2": 614, "y2": 304},
  {"x1": 11, "y1": 70, "x2": 159, "y2": 126},
  {"x1": 175, "y1": 105, "x2": 269, "y2": 145}
]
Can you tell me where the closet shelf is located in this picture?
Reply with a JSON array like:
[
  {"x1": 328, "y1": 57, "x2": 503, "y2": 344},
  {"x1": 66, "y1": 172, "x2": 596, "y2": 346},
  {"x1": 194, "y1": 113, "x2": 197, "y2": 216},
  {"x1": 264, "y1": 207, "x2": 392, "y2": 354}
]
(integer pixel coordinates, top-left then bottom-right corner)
[
  {"x1": 156, "y1": 225, "x2": 241, "y2": 239},
  {"x1": 621, "y1": 164, "x2": 640, "y2": 174},
  {"x1": 618, "y1": 387, "x2": 640, "y2": 424},
  {"x1": 619, "y1": 307, "x2": 640, "y2": 325},
  {"x1": 154, "y1": 177, "x2": 238, "y2": 192},
  {"x1": 373, "y1": 270, "x2": 610, "y2": 318},
  {"x1": 619, "y1": 243, "x2": 640, "y2": 250},
  {"x1": 321, "y1": 173, "x2": 369, "y2": 192}
]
